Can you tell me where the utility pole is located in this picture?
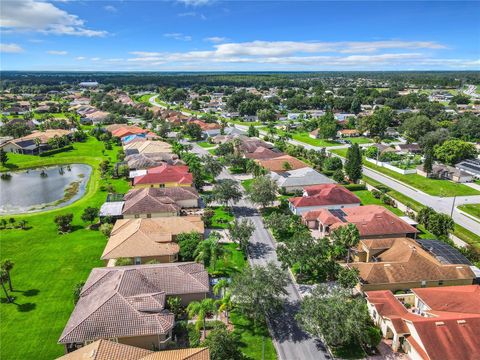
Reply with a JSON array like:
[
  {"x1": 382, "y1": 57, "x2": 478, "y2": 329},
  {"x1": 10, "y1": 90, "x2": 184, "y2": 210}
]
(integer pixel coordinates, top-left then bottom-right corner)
[{"x1": 450, "y1": 195, "x2": 457, "y2": 217}]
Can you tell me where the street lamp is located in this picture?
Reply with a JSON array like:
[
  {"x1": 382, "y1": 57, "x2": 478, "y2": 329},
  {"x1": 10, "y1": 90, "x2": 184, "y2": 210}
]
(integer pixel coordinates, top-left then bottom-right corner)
[{"x1": 450, "y1": 195, "x2": 457, "y2": 218}]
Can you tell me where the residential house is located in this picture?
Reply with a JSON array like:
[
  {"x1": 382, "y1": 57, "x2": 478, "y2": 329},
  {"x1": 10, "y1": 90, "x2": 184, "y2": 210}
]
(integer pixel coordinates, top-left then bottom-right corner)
[
  {"x1": 350, "y1": 237, "x2": 475, "y2": 292},
  {"x1": 125, "y1": 153, "x2": 181, "y2": 171},
  {"x1": 122, "y1": 187, "x2": 200, "y2": 219},
  {"x1": 271, "y1": 167, "x2": 335, "y2": 194},
  {"x1": 337, "y1": 129, "x2": 360, "y2": 138},
  {"x1": 123, "y1": 140, "x2": 173, "y2": 156},
  {"x1": 57, "y1": 340, "x2": 210, "y2": 360},
  {"x1": 365, "y1": 285, "x2": 480, "y2": 360},
  {"x1": 82, "y1": 110, "x2": 110, "y2": 125},
  {"x1": 416, "y1": 164, "x2": 473, "y2": 183},
  {"x1": 255, "y1": 154, "x2": 309, "y2": 174},
  {"x1": 245, "y1": 146, "x2": 284, "y2": 160},
  {"x1": 101, "y1": 217, "x2": 204, "y2": 265},
  {"x1": 0, "y1": 129, "x2": 73, "y2": 154},
  {"x1": 58, "y1": 263, "x2": 209, "y2": 352},
  {"x1": 395, "y1": 143, "x2": 422, "y2": 154},
  {"x1": 190, "y1": 119, "x2": 222, "y2": 137},
  {"x1": 456, "y1": 158, "x2": 480, "y2": 179},
  {"x1": 289, "y1": 184, "x2": 360, "y2": 215},
  {"x1": 302, "y1": 205, "x2": 418, "y2": 238},
  {"x1": 132, "y1": 164, "x2": 193, "y2": 188}
]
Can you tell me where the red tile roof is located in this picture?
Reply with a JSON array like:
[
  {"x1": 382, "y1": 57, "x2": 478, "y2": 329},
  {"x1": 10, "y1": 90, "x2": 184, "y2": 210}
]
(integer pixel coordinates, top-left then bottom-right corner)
[
  {"x1": 289, "y1": 184, "x2": 360, "y2": 208},
  {"x1": 190, "y1": 119, "x2": 221, "y2": 130},
  {"x1": 111, "y1": 126, "x2": 146, "y2": 138},
  {"x1": 245, "y1": 146, "x2": 283, "y2": 160},
  {"x1": 302, "y1": 205, "x2": 418, "y2": 237},
  {"x1": 256, "y1": 155, "x2": 309, "y2": 173},
  {"x1": 133, "y1": 164, "x2": 193, "y2": 186}
]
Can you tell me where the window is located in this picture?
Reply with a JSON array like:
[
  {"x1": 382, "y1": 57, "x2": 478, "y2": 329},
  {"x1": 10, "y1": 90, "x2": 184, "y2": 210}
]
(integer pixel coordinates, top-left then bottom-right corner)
[
  {"x1": 438, "y1": 280, "x2": 444, "y2": 285},
  {"x1": 147, "y1": 213, "x2": 152, "y2": 218},
  {"x1": 421, "y1": 280, "x2": 427, "y2": 287},
  {"x1": 134, "y1": 257, "x2": 141, "y2": 265},
  {"x1": 134, "y1": 214, "x2": 140, "y2": 219},
  {"x1": 159, "y1": 184, "x2": 165, "y2": 188}
]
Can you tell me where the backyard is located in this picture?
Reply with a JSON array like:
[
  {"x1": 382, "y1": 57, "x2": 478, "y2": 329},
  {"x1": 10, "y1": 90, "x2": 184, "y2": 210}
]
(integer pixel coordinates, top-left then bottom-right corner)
[{"x1": 0, "y1": 136, "x2": 129, "y2": 359}]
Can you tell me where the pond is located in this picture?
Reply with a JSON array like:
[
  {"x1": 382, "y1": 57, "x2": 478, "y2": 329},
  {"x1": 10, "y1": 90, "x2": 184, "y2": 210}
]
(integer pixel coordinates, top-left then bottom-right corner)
[{"x1": 0, "y1": 164, "x2": 92, "y2": 214}]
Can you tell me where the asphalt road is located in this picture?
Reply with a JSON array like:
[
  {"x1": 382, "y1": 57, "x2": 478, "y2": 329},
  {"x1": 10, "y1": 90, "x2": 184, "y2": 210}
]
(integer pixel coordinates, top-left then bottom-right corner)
[{"x1": 217, "y1": 168, "x2": 331, "y2": 360}]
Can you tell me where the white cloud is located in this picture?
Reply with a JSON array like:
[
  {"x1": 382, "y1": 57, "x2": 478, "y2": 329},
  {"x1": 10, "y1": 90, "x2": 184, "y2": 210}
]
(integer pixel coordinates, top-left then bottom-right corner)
[
  {"x1": 178, "y1": 12, "x2": 197, "y2": 17},
  {"x1": 104, "y1": 5, "x2": 117, "y2": 13},
  {"x1": 176, "y1": 0, "x2": 214, "y2": 6},
  {"x1": 0, "y1": 43, "x2": 24, "y2": 53},
  {"x1": 47, "y1": 50, "x2": 68, "y2": 55},
  {"x1": 91, "y1": 57, "x2": 100, "y2": 61},
  {"x1": 76, "y1": 56, "x2": 85, "y2": 60},
  {"x1": 0, "y1": 0, "x2": 107, "y2": 37},
  {"x1": 204, "y1": 36, "x2": 227, "y2": 43},
  {"x1": 163, "y1": 33, "x2": 192, "y2": 41}
]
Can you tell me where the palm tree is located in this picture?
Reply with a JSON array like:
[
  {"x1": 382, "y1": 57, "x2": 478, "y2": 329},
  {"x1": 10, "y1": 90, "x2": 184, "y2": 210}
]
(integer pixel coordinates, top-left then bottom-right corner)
[
  {"x1": 1, "y1": 259, "x2": 14, "y2": 291},
  {"x1": 213, "y1": 278, "x2": 229, "y2": 297},
  {"x1": 216, "y1": 291, "x2": 233, "y2": 324},
  {"x1": 187, "y1": 298, "x2": 217, "y2": 336},
  {"x1": 0, "y1": 270, "x2": 12, "y2": 303},
  {"x1": 194, "y1": 236, "x2": 224, "y2": 270},
  {"x1": 330, "y1": 224, "x2": 360, "y2": 264}
]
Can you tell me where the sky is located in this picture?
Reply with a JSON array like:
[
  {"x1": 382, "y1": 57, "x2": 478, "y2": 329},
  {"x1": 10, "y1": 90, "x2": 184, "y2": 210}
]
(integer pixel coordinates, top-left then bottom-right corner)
[{"x1": 0, "y1": 0, "x2": 479, "y2": 71}]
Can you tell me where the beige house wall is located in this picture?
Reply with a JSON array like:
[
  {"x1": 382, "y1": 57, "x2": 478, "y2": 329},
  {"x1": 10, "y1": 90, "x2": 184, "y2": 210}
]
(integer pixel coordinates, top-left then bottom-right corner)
[
  {"x1": 358, "y1": 278, "x2": 473, "y2": 293},
  {"x1": 123, "y1": 211, "x2": 178, "y2": 219},
  {"x1": 118, "y1": 333, "x2": 170, "y2": 350}
]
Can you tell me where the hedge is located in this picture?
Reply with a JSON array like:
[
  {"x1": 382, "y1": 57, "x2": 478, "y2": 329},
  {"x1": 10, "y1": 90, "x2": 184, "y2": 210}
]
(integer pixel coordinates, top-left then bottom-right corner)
[
  {"x1": 39, "y1": 145, "x2": 74, "y2": 157},
  {"x1": 342, "y1": 184, "x2": 367, "y2": 191}
]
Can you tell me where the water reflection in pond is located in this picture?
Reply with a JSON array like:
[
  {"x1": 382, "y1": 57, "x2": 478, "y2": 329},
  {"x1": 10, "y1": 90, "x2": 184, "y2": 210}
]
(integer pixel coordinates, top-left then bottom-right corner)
[{"x1": 0, "y1": 164, "x2": 92, "y2": 214}]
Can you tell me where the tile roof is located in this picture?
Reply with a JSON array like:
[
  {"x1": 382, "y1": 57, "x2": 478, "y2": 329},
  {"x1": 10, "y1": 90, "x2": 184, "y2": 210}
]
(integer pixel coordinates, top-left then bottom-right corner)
[
  {"x1": 133, "y1": 164, "x2": 192, "y2": 186},
  {"x1": 141, "y1": 347, "x2": 210, "y2": 360},
  {"x1": 289, "y1": 184, "x2": 360, "y2": 208},
  {"x1": 256, "y1": 155, "x2": 309, "y2": 173},
  {"x1": 302, "y1": 205, "x2": 418, "y2": 237},
  {"x1": 271, "y1": 167, "x2": 335, "y2": 188},
  {"x1": 245, "y1": 146, "x2": 283, "y2": 160},
  {"x1": 8, "y1": 129, "x2": 72, "y2": 144},
  {"x1": 126, "y1": 153, "x2": 180, "y2": 169},
  {"x1": 101, "y1": 217, "x2": 204, "y2": 260},
  {"x1": 59, "y1": 263, "x2": 208, "y2": 345},
  {"x1": 350, "y1": 238, "x2": 475, "y2": 285},
  {"x1": 57, "y1": 339, "x2": 153, "y2": 360},
  {"x1": 124, "y1": 140, "x2": 173, "y2": 155},
  {"x1": 122, "y1": 187, "x2": 199, "y2": 215},
  {"x1": 111, "y1": 126, "x2": 146, "y2": 138},
  {"x1": 190, "y1": 120, "x2": 221, "y2": 131},
  {"x1": 366, "y1": 286, "x2": 480, "y2": 360}
]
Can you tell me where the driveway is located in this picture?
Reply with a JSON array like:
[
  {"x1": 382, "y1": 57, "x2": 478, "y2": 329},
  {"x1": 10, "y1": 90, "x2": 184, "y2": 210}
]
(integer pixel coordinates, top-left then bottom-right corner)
[{"x1": 217, "y1": 169, "x2": 331, "y2": 360}]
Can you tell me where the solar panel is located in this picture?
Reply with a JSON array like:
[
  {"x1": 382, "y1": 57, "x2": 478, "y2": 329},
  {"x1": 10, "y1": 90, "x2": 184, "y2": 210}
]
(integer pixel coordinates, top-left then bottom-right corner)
[
  {"x1": 330, "y1": 209, "x2": 348, "y2": 222},
  {"x1": 416, "y1": 239, "x2": 472, "y2": 265}
]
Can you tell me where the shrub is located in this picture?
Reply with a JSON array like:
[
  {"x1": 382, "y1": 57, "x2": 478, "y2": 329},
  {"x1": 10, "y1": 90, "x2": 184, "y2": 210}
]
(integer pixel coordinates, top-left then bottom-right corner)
[
  {"x1": 371, "y1": 189, "x2": 382, "y2": 199},
  {"x1": 39, "y1": 145, "x2": 74, "y2": 157},
  {"x1": 100, "y1": 223, "x2": 113, "y2": 237},
  {"x1": 343, "y1": 184, "x2": 366, "y2": 191}
]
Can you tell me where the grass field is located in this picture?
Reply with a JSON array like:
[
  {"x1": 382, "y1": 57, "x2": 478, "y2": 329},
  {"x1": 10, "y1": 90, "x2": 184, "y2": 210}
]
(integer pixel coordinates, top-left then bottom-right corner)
[
  {"x1": 210, "y1": 206, "x2": 234, "y2": 229},
  {"x1": 458, "y1": 204, "x2": 480, "y2": 220},
  {"x1": 346, "y1": 137, "x2": 373, "y2": 144},
  {"x1": 208, "y1": 243, "x2": 246, "y2": 277},
  {"x1": 330, "y1": 148, "x2": 480, "y2": 197},
  {"x1": 135, "y1": 93, "x2": 155, "y2": 106},
  {"x1": 197, "y1": 141, "x2": 215, "y2": 149},
  {"x1": 291, "y1": 132, "x2": 339, "y2": 147},
  {"x1": 0, "y1": 136, "x2": 130, "y2": 360},
  {"x1": 241, "y1": 179, "x2": 254, "y2": 192}
]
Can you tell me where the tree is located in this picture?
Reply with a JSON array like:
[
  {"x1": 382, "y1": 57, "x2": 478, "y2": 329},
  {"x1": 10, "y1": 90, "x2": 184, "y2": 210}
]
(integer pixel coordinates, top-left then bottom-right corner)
[
  {"x1": 54, "y1": 213, "x2": 74, "y2": 233},
  {"x1": 360, "y1": 106, "x2": 393, "y2": 137},
  {"x1": 201, "y1": 155, "x2": 223, "y2": 178},
  {"x1": 429, "y1": 213, "x2": 454, "y2": 237},
  {"x1": 0, "y1": 148, "x2": 8, "y2": 166},
  {"x1": 316, "y1": 112, "x2": 337, "y2": 139},
  {"x1": 423, "y1": 147, "x2": 434, "y2": 174},
  {"x1": 216, "y1": 291, "x2": 234, "y2": 324},
  {"x1": 332, "y1": 169, "x2": 345, "y2": 183},
  {"x1": 230, "y1": 262, "x2": 288, "y2": 325},
  {"x1": 212, "y1": 179, "x2": 242, "y2": 207},
  {"x1": 399, "y1": 115, "x2": 436, "y2": 141},
  {"x1": 282, "y1": 161, "x2": 292, "y2": 171},
  {"x1": 184, "y1": 123, "x2": 203, "y2": 141},
  {"x1": 213, "y1": 278, "x2": 229, "y2": 297},
  {"x1": 337, "y1": 267, "x2": 360, "y2": 289},
  {"x1": 297, "y1": 284, "x2": 374, "y2": 348},
  {"x1": 115, "y1": 257, "x2": 133, "y2": 266},
  {"x1": 202, "y1": 324, "x2": 244, "y2": 360},
  {"x1": 187, "y1": 298, "x2": 217, "y2": 336},
  {"x1": 167, "y1": 296, "x2": 184, "y2": 319},
  {"x1": 257, "y1": 108, "x2": 276, "y2": 123},
  {"x1": 323, "y1": 156, "x2": 343, "y2": 171},
  {"x1": 330, "y1": 223, "x2": 360, "y2": 264},
  {"x1": 344, "y1": 144, "x2": 362, "y2": 183},
  {"x1": 81, "y1": 207, "x2": 98, "y2": 224},
  {"x1": 434, "y1": 139, "x2": 476, "y2": 165},
  {"x1": 194, "y1": 234, "x2": 224, "y2": 269},
  {"x1": 246, "y1": 176, "x2": 278, "y2": 208},
  {"x1": 73, "y1": 281, "x2": 85, "y2": 304},
  {"x1": 247, "y1": 124, "x2": 259, "y2": 137},
  {"x1": 1, "y1": 259, "x2": 14, "y2": 291},
  {"x1": 100, "y1": 222, "x2": 113, "y2": 237},
  {"x1": 0, "y1": 270, "x2": 13, "y2": 303},
  {"x1": 177, "y1": 232, "x2": 203, "y2": 261},
  {"x1": 229, "y1": 218, "x2": 255, "y2": 254}
]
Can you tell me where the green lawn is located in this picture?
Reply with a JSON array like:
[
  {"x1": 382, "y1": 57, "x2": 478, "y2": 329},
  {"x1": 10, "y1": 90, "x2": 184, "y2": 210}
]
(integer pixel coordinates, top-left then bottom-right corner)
[
  {"x1": 241, "y1": 179, "x2": 254, "y2": 192},
  {"x1": 458, "y1": 204, "x2": 480, "y2": 220},
  {"x1": 208, "y1": 243, "x2": 246, "y2": 277},
  {"x1": 0, "y1": 136, "x2": 130, "y2": 360},
  {"x1": 229, "y1": 119, "x2": 264, "y2": 126},
  {"x1": 352, "y1": 190, "x2": 403, "y2": 216},
  {"x1": 210, "y1": 206, "x2": 234, "y2": 229},
  {"x1": 135, "y1": 93, "x2": 155, "y2": 106},
  {"x1": 230, "y1": 311, "x2": 277, "y2": 360},
  {"x1": 346, "y1": 137, "x2": 373, "y2": 145},
  {"x1": 330, "y1": 148, "x2": 480, "y2": 197},
  {"x1": 291, "y1": 132, "x2": 339, "y2": 147},
  {"x1": 197, "y1": 141, "x2": 215, "y2": 149}
]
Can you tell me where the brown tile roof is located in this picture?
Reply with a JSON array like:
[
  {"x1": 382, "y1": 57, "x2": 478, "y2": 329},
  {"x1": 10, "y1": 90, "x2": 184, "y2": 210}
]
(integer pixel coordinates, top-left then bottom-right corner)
[
  {"x1": 245, "y1": 146, "x2": 283, "y2": 160},
  {"x1": 101, "y1": 217, "x2": 204, "y2": 260},
  {"x1": 350, "y1": 238, "x2": 475, "y2": 285},
  {"x1": 124, "y1": 140, "x2": 173, "y2": 155},
  {"x1": 412, "y1": 285, "x2": 480, "y2": 314},
  {"x1": 59, "y1": 263, "x2": 208, "y2": 345},
  {"x1": 256, "y1": 155, "x2": 309, "y2": 173},
  {"x1": 122, "y1": 187, "x2": 199, "y2": 215},
  {"x1": 57, "y1": 339, "x2": 153, "y2": 360},
  {"x1": 11, "y1": 129, "x2": 72, "y2": 143},
  {"x1": 303, "y1": 205, "x2": 418, "y2": 237},
  {"x1": 289, "y1": 184, "x2": 360, "y2": 208},
  {"x1": 141, "y1": 347, "x2": 210, "y2": 360},
  {"x1": 133, "y1": 164, "x2": 192, "y2": 186}
]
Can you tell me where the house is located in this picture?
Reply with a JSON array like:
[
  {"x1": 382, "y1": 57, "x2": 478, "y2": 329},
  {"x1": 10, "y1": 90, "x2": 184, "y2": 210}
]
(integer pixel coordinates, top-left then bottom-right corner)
[
  {"x1": 302, "y1": 205, "x2": 418, "y2": 239},
  {"x1": 132, "y1": 164, "x2": 193, "y2": 188},
  {"x1": 125, "y1": 153, "x2": 180, "y2": 170},
  {"x1": 101, "y1": 217, "x2": 204, "y2": 266},
  {"x1": 365, "y1": 285, "x2": 480, "y2": 360},
  {"x1": 190, "y1": 119, "x2": 222, "y2": 137},
  {"x1": 395, "y1": 143, "x2": 422, "y2": 154},
  {"x1": 416, "y1": 164, "x2": 473, "y2": 183},
  {"x1": 245, "y1": 146, "x2": 284, "y2": 160},
  {"x1": 337, "y1": 129, "x2": 360, "y2": 138},
  {"x1": 0, "y1": 129, "x2": 73, "y2": 154},
  {"x1": 57, "y1": 340, "x2": 210, "y2": 360},
  {"x1": 271, "y1": 167, "x2": 335, "y2": 194},
  {"x1": 82, "y1": 110, "x2": 110, "y2": 125},
  {"x1": 58, "y1": 263, "x2": 209, "y2": 353},
  {"x1": 110, "y1": 125, "x2": 147, "y2": 138},
  {"x1": 349, "y1": 237, "x2": 475, "y2": 292},
  {"x1": 456, "y1": 158, "x2": 480, "y2": 179},
  {"x1": 123, "y1": 140, "x2": 173, "y2": 156},
  {"x1": 288, "y1": 184, "x2": 360, "y2": 215},
  {"x1": 122, "y1": 187, "x2": 200, "y2": 218},
  {"x1": 255, "y1": 155, "x2": 309, "y2": 174}
]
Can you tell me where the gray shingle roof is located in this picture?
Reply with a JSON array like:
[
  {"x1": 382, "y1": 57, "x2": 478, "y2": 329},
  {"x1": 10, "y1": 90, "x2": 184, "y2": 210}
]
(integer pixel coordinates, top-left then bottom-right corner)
[{"x1": 271, "y1": 167, "x2": 335, "y2": 187}]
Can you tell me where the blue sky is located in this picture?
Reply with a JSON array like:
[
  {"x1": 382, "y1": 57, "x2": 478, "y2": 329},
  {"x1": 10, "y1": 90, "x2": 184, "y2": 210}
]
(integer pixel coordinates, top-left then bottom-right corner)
[{"x1": 1, "y1": 0, "x2": 479, "y2": 71}]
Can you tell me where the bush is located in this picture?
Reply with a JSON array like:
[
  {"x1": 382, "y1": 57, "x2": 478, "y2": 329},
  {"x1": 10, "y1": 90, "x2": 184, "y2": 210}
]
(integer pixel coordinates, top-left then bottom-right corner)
[
  {"x1": 323, "y1": 156, "x2": 343, "y2": 171},
  {"x1": 381, "y1": 194, "x2": 396, "y2": 207},
  {"x1": 39, "y1": 145, "x2": 74, "y2": 157},
  {"x1": 371, "y1": 189, "x2": 382, "y2": 199},
  {"x1": 343, "y1": 184, "x2": 366, "y2": 191},
  {"x1": 100, "y1": 223, "x2": 113, "y2": 237}
]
